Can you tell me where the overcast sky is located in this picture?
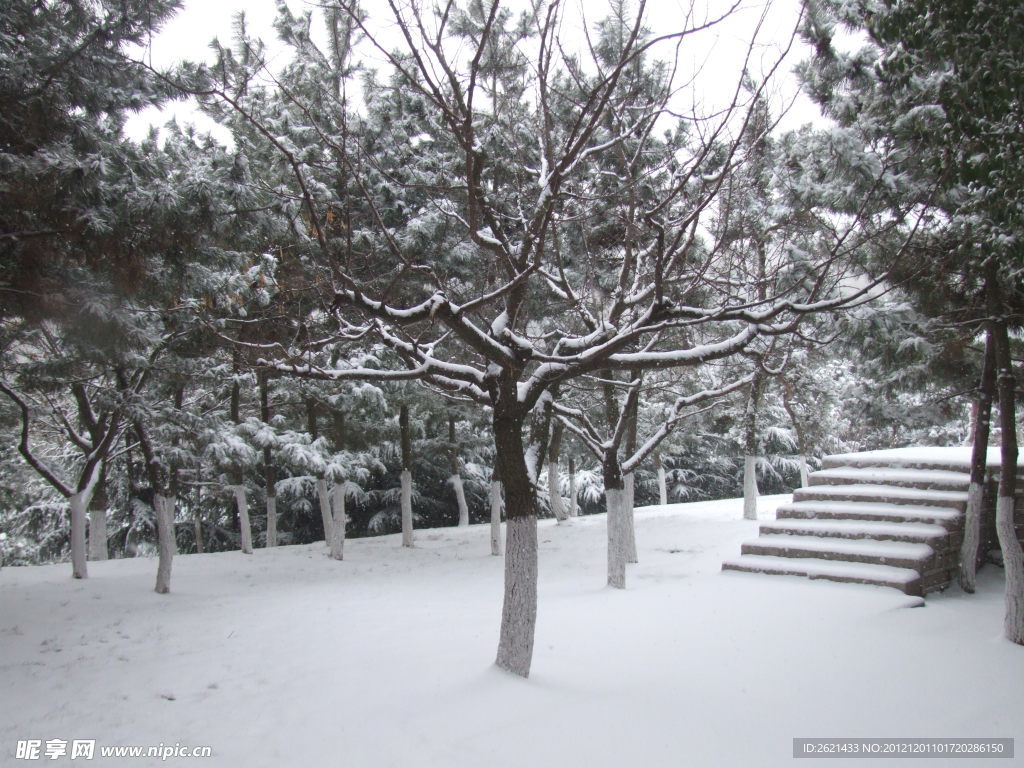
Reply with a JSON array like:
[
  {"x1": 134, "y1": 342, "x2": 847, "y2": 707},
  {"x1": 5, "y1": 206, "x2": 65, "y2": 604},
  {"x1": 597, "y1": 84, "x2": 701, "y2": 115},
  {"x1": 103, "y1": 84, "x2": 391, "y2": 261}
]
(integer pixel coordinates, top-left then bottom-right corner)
[{"x1": 125, "y1": 0, "x2": 822, "y2": 143}]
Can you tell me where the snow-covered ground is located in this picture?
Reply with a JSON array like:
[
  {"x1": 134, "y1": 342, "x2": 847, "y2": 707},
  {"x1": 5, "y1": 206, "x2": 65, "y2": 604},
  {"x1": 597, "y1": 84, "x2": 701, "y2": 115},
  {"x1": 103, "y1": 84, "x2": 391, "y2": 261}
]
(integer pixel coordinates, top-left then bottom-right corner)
[{"x1": 2, "y1": 495, "x2": 1021, "y2": 767}]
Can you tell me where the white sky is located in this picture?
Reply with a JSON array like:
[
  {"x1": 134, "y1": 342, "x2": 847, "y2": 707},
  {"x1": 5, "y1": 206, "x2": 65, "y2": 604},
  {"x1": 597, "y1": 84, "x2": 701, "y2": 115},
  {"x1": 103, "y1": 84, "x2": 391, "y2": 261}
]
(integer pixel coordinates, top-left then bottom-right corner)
[{"x1": 125, "y1": 0, "x2": 823, "y2": 143}]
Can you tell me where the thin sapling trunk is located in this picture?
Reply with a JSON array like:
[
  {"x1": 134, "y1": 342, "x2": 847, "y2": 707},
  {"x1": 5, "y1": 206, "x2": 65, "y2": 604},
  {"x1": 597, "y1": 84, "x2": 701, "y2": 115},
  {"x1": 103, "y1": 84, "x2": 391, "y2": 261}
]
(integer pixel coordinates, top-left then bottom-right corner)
[
  {"x1": 330, "y1": 482, "x2": 346, "y2": 560},
  {"x1": 568, "y1": 457, "x2": 578, "y2": 517},
  {"x1": 742, "y1": 368, "x2": 764, "y2": 521},
  {"x1": 547, "y1": 420, "x2": 567, "y2": 522},
  {"x1": 654, "y1": 452, "x2": 668, "y2": 506},
  {"x1": 400, "y1": 403, "x2": 414, "y2": 547},
  {"x1": 260, "y1": 372, "x2": 277, "y2": 547},
  {"x1": 449, "y1": 414, "x2": 469, "y2": 527},
  {"x1": 233, "y1": 485, "x2": 254, "y2": 555}
]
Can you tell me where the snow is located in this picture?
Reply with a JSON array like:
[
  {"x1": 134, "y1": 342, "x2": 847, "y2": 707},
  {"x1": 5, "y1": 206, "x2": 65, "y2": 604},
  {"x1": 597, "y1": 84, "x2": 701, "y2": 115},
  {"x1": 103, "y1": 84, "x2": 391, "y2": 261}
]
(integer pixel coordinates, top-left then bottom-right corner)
[
  {"x1": 2, "y1": 494, "x2": 1023, "y2": 767},
  {"x1": 797, "y1": 483, "x2": 969, "y2": 505},
  {"x1": 475, "y1": 227, "x2": 502, "y2": 246},
  {"x1": 489, "y1": 310, "x2": 508, "y2": 336},
  {"x1": 826, "y1": 446, "x2": 1014, "y2": 470},
  {"x1": 742, "y1": 534, "x2": 934, "y2": 561},
  {"x1": 760, "y1": 518, "x2": 949, "y2": 540},
  {"x1": 812, "y1": 466, "x2": 972, "y2": 487},
  {"x1": 779, "y1": 499, "x2": 961, "y2": 523},
  {"x1": 723, "y1": 554, "x2": 922, "y2": 585}
]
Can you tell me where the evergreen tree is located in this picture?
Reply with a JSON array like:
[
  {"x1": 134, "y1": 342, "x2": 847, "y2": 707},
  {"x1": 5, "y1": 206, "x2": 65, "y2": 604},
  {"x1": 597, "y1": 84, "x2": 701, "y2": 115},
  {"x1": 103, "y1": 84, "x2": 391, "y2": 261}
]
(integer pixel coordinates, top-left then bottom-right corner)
[
  {"x1": 0, "y1": 0, "x2": 184, "y2": 320},
  {"x1": 800, "y1": 0, "x2": 1024, "y2": 642}
]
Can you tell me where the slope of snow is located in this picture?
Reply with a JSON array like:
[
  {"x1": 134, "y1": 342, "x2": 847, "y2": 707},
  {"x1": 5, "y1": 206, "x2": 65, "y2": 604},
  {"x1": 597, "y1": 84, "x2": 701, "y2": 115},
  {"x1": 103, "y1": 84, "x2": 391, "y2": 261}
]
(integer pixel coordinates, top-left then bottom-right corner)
[{"x1": 2, "y1": 494, "x2": 1021, "y2": 767}]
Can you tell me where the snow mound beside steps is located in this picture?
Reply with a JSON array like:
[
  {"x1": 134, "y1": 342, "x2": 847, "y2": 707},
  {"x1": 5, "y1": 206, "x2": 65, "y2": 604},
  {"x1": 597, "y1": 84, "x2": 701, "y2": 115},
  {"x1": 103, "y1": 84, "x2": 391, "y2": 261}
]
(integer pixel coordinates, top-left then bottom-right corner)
[{"x1": 720, "y1": 447, "x2": 1007, "y2": 596}]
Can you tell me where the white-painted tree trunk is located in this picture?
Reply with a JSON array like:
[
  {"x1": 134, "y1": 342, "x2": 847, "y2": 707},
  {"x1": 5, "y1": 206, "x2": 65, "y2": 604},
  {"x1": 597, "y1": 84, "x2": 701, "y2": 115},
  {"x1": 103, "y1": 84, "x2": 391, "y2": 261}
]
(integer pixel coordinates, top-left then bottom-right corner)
[
  {"x1": 742, "y1": 455, "x2": 759, "y2": 520},
  {"x1": 88, "y1": 506, "x2": 108, "y2": 561},
  {"x1": 623, "y1": 473, "x2": 637, "y2": 563},
  {"x1": 154, "y1": 493, "x2": 177, "y2": 594},
  {"x1": 265, "y1": 495, "x2": 278, "y2": 548},
  {"x1": 548, "y1": 461, "x2": 567, "y2": 522},
  {"x1": 329, "y1": 482, "x2": 346, "y2": 561},
  {"x1": 568, "y1": 467, "x2": 578, "y2": 517},
  {"x1": 495, "y1": 514, "x2": 537, "y2": 674},
  {"x1": 451, "y1": 474, "x2": 469, "y2": 527},
  {"x1": 996, "y1": 495, "x2": 1024, "y2": 643},
  {"x1": 69, "y1": 491, "x2": 90, "y2": 579},
  {"x1": 657, "y1": 465, "x2": 668, "y2": 507},
  {"x1": 400, "y1": 469, "x2": 413, "y2": 548},
  {"x1": 316, "y1": 478, "x2": 333, "y2": 545},
  {"x1": 798, "y1": 455, "x2": 810, "y2": 488},
  {"x1": 232, "y1": 486, "x2": 253, "y2": 555},
  {"x1": 490, "y1": 480, "x2": 503, "y2": 556},
  {"x1": 959, "y1": 481, "x2": 985, "y2": 593},
  {"x1": 606, "y1": 488, "x2": 626, "y2": 589}
]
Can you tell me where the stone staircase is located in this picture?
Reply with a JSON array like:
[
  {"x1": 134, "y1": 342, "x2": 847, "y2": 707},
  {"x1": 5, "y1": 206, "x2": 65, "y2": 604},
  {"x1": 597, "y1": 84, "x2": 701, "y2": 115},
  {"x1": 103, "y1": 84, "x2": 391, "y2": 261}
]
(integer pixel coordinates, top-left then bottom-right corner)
[{"x1": 722, "y1": 451, "x2": 975, "y2": 596}]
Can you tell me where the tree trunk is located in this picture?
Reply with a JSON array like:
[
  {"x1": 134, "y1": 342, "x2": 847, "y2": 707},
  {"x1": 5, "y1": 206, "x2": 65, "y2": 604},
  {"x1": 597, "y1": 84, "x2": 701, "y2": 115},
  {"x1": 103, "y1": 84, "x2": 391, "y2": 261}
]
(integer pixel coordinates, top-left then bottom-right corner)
[
  {"x1": 743, "y1": 369, "x2": 764, "y2": 521},
  {"x1": 400, "y1": 470, "x2": 414, "y2": 547},
  {"x1": 743, "y1": 455, "x2": 759, "y2": 520},
  {"x1": 316, "y1": 478, "x2": 334, "y2": 544},
  {"x1": 490, "y1": 477, "x2": 503, "y2": 556},
  {"x1": 400, "y1": 404, "x2": 414, "y2": 547},
  {"x1": 265, "y1": 495, "x2": 278, "y2": 548},
  {"x1": 193, "y1": 496, "x2": 205, "y2": 555},
  {"x1": 69, "y1": 490, "x2": 90, "y2": 579},
  {"x1": 227, "y1": 357, "x2": 252, "y2": 554},
  {"x1": 493, "y1": 396, "x2": 537, "y2": 678},
  {"x1": 154, "y1": 493, "x2": 177, "y2": 594},
  {"x1": 449, "y1": 414, "x2": 469, "y2": 527},
  {"x1": 260, "y1": 372, "x2": 277, "y2": 547},
  {"x1": 606, "y1": 488, "x2": 627, "y2": 589},
  {"x1": 654, "y1": 452, "x2": 668, "y2": 506},
  {"x1": 233, "y1": 486, "x2": 253, "y2": 555},
  {"x1": 547, "y1": 421, "x2": 567, "y2": 522},
  {"x1": 781, "y1": 377, "x2": 810, "y2": 489},
  {"x1": 992, "y1": 316, "x2": 1022, "y2": 644},
  {"x1": 568, "y1": 457, "x2": 578, "y2": 517},
  {"x1": 604, "y1": 453, "x2": 627, "y2": 589},
  {"x1": 309, "y1": 400, "x2": 332, "y2": 544},
  {"x1": 623, "y1": 472, "x2": 638, "y2": 563},
  {"x1": 452, "y1": 474, "x2": 470, "y2": 528},
  {"x1": 88, "y1": 478, "x2": 108, "y2": 561},
  {"x1": 960, "y1": 330, "x2": 995, "y2": 593},
  {"x1": 329, "y1": 482, "x2": 346, "y2": 560},
  {"x1": 623, "y1": 385, "x2": 639, "y2": 561}
]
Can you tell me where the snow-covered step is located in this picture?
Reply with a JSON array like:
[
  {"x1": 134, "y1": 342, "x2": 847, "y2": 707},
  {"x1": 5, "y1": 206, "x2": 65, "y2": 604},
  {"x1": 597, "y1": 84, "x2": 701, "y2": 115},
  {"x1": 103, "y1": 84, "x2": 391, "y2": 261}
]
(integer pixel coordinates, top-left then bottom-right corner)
[
  {"x1": 720, "y1": 448, "x2": 997, "y2": 596},
  {"x1": 759, "y1": 518, "x2": 951, "y2": 544},
  {"x1": 722, "y1": 554, "x2": 923, "y2": 595},
  {"x1": 740, "y1": 535, "x2": 933, "y2": 570},
  {"x1": 820, "y1": 447, "x2": 1001, "y2": 473},
  {"x1": 808, "y1": 466, "x2": 970, "y2": 491},
  {"x1": 793, "y1": 483, "x2": 969, "y2": 511},
  {"x1": 776, "y1": 500, "x2": 961, "y2": 527}
]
